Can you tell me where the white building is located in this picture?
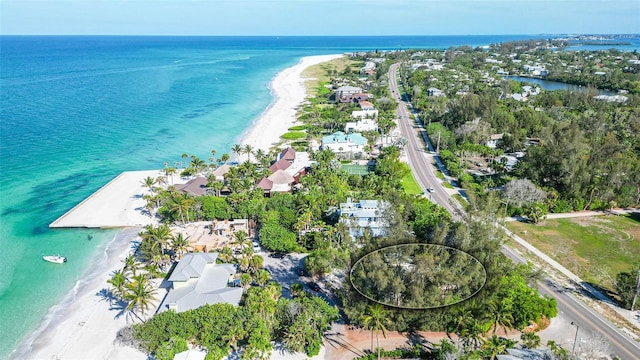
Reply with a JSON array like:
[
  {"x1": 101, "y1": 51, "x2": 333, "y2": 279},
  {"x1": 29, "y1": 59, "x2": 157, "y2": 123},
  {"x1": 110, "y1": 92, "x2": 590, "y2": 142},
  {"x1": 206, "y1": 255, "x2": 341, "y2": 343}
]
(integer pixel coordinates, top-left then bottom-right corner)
[
  {"x1": 345, "y1": 118, "x2": 378, "y2": 133},
  {"x1": 321, "y1": 131, "x2": 367, "y2": 155},
  {"x1": 339, "y1": 198, "x2": 387, "y2": 239},
  {"x1": 158, "y1": 253, "x2": 243, "y2": 313}
]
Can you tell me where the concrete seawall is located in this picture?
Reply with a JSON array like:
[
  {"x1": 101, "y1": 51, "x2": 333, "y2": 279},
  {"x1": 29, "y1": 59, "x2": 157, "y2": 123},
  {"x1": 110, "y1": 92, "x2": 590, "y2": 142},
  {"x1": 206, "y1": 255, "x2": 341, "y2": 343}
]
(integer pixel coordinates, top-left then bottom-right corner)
[{"x1": 49, "y1": 170, "x2": 163, "y2": 228}]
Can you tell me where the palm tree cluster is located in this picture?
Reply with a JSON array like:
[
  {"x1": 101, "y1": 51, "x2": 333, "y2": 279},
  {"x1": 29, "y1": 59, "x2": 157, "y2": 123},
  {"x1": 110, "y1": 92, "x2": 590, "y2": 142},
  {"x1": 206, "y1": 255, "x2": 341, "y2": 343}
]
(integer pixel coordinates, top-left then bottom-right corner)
[
  {"x1": 107, "y1": 254, "x2": 157, "y2": 322},
  {"x1": 217, "y1": 230, "x2": 271, "y2": 289}
]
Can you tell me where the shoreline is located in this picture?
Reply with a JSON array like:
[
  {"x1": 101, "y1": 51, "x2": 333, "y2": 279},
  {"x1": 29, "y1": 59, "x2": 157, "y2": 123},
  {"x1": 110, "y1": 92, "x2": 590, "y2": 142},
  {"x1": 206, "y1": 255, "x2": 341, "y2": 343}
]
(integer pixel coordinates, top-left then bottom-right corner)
[
  {"x1": 12, "y1": 228, "x2": 146, "y2": 360},
  {"x1": 238, "y1": 54, "x2": 343, "y2": 153},
  {"x1": 14, "y1": 53, "x2": 344, "y2": 359}
]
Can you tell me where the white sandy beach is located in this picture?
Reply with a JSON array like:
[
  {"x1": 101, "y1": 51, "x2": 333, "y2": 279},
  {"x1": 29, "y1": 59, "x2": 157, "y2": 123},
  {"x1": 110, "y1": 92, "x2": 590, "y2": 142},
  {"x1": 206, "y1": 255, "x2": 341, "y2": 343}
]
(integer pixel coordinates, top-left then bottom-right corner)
[
  {"x1": 50, "y1": 170, "x2": 164, "y2": 228},
  {"x1": 239, "y1": 54, "x2": 344, "y2": 152},
  {"x1": 17, "y1": 54, "x2": 343, "y2": 360}
]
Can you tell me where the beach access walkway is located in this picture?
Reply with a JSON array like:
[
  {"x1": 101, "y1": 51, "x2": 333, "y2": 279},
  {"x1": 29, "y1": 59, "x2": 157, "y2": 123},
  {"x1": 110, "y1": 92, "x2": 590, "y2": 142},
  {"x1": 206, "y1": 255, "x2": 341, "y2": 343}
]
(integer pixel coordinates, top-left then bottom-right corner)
[{"x1": 49, "y1": 170, "x2": 162, "y2": 228}]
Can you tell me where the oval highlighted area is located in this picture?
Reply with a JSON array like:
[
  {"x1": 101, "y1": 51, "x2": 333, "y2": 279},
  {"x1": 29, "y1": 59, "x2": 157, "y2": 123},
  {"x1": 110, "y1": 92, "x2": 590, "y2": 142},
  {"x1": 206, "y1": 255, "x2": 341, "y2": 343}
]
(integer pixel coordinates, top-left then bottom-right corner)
[{"x1": 350, "y1": 244, "x2": 487, "y2": 309}]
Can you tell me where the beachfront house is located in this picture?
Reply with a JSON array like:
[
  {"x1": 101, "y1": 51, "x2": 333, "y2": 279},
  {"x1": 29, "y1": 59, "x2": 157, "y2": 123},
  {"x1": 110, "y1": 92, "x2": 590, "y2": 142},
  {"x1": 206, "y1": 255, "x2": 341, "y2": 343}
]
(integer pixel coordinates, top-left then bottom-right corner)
[
  {"x1": 321, "y1": 131, "x2": 367, "y2": 158},
  {"x1": 256, "y1": 147, "x2": 312, "y2": 196},
  {"x1": 345, "y1": 118, "x2": 378, "y2": 133},
  {"x1": 175, "y1": 177, "x2": 209, "y2": 196},
  {"x1": 158, "y1": 253, "x2": 243, "y2": 313},
  {"x1": 339, "y1": 198, "x2": 387, "y2": 240},
  {"x1": 334, "y1": 85, "x2": 364, "y2": 102}
]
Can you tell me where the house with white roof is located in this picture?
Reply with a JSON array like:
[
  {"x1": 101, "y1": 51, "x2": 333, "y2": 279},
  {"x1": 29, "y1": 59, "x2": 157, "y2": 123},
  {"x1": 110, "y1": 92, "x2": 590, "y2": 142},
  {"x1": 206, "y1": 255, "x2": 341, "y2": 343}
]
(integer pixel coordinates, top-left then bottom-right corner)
[
  {"x1": 339, "y1": 198, "x2": 388, "y2": 239},
  {"x1": 345, "y1": 118, "x2": 378, "y2": 133},
  {"x1": 321, "y1": 131, "x2": 367, "y2": 156},
  {"x1": 158, "y1": 253, "x2": 243, "y2": 313}
]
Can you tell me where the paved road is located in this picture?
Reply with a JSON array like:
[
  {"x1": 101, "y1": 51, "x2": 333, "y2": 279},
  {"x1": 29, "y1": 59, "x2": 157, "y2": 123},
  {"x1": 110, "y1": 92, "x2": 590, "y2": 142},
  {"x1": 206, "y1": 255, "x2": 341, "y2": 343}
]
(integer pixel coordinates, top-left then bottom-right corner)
[
  {"x1": 388, "y1": 63, "x2": 463, "y2": 220},
  {"x1": 387, "y1": 63, "x2": 640, "y2": 359}
]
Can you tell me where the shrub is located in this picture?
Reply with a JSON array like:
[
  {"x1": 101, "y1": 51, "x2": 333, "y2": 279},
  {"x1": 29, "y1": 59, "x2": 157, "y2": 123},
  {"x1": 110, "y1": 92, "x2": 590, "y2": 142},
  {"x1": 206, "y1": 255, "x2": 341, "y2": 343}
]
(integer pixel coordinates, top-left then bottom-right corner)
[{"x1": 281, "y1": 131, "x2": 306, "y2": 140}]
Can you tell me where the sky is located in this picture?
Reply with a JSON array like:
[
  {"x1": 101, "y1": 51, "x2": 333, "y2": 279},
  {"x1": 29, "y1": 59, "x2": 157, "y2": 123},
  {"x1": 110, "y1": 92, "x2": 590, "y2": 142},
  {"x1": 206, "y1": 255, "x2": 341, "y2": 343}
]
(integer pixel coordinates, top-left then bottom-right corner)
[{"x1": 1, "y1": 0, "x2": 638, "y2": 36}]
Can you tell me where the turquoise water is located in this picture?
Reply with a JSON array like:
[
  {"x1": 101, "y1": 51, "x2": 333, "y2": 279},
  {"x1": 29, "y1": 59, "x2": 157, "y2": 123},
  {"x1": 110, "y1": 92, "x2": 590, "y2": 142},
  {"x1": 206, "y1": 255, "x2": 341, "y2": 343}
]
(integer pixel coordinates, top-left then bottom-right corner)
[{"x1": 0, "y1": 35, "x2": 552, "y2": 357}]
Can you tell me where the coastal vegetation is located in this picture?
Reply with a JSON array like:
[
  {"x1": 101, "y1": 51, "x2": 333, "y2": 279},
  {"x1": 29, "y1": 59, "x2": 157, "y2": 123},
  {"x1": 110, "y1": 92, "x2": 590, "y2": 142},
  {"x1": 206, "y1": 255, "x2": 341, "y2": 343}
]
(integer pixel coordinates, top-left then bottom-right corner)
[
  {"x1": 399, "y1": 43, "x2": 640, "y2": 217},
  {"x1": 115, "y1": 41, "x2": 639, "y2": 358},
  {"x1": 124, "y1": 285, "x2": 338, "y2": 360}
]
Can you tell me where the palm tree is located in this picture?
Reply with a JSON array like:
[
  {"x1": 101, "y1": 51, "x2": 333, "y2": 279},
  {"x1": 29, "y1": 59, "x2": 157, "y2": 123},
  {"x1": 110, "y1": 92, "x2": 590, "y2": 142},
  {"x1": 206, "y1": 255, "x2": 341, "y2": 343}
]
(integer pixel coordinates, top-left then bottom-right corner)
[
  {"x1": 362, "y1": 303, "x2": 390, "y2": 359},
  {"x1": 240, "y1": 273, "x2": 252, "y2": 289},
  {"x1": 290, "y1": 282, "x2": 303, "y2": 297},
  {"x1": 122, "y1": 254, "x2": 140, "y2": 277},
  {"x1": 488, "y1": 301, "x2": 513, "y2": 336},
  {"x1": 232, "y1": 230, "x2": 251, "y2": 250},
  {"x1": 107, "y1": 269, "x2": 128, "y2": 302},
  {"x1": 181, "y1": 153, "x2": 189, "y2": 169},
  {"x1": 254, "y1": 269, "x2": 271, "y2": 286},
  {"x1": 124, "y1": 274, "x2": 157, "y2": 321},
  {"x1": 248, "y1": 254, "x2": 264, "y2": 273},
  {"x1": 231, "y1": 144, "x2": 243, "y2": 162},
  {"x1": 164, "y1": 167, "x2": 177, "y2": 185},
  {"x1": 141, "y1": 176, "x2": 158, "y2": 193},
  {"x1": 169, "y1": 195, "x2": 194, "y2": 224},
  {"x1": 243, "y1": 144, "x2": 254, "y2": 162},
  {"x1": 481, "y1": 335, "x2": 515, "y2": 360},
  {"x1": 219, "y1": 246, "x2": 233, "y2": 263},
  {"x1": 171, "y1": 233, "x2": 190, "y2": 260},
  {"x1": 220, "y1": 153, "x2": 230, "y2": 164}
]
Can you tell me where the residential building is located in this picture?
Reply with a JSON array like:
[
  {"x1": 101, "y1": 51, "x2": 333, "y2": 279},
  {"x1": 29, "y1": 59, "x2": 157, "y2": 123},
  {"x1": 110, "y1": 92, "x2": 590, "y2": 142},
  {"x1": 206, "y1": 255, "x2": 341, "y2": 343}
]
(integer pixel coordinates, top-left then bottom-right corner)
[
  {"x1": 321, "y1": 131, "x2": 367, "y2": 156},
  {"x1": 175, "y1": 177, "x2": 208, "y2": 196},
  {"x1": 486, "y1": 133, "x2": 504, "y2": 149},
  {"x1": 257, "y1": 147, "x2": 312, "y2": 196},
  {"x1": 339, "y1": 198, "x2": 387, "y2": 239},
  {"x1": 334, "y1": 85, "x2": 363, "y2": 102},
  {"x1": 427, "y1": 87, "x2": 445, "y2": 97},
  {"x1": 350, "y1": 109, "x2": 379, "y2": 121},
  {"x1": 158, "y1": 253, "x2": 243, "y2": 313},
  {"x1": 345, "y1": 118, "x2": 378, "y2": 133}
]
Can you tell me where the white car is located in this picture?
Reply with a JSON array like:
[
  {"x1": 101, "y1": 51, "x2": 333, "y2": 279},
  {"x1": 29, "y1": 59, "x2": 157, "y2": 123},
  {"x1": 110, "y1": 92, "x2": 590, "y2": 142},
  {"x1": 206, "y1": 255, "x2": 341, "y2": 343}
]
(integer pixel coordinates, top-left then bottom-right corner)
[
  {"x1": 426, "y1": 187, "x2": 434, "y2": 193},
  {"x1": 252, "y1": 241, "x2": 261, "y2": 253}
]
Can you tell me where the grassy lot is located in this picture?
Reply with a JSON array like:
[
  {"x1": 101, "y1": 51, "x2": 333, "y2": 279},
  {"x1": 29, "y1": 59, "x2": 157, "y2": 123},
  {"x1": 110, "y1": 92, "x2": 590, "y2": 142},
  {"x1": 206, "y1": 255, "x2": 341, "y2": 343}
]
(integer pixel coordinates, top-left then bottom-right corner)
[
  {"x1": 401, "y1": 170, "x2": 422, "y2": 196},
  {"x1": 505, "y1": 214, "x2": 640, "y2": 292},
  {"x1": 302, "y1": 57, "x2": 359, "y2": 96}
]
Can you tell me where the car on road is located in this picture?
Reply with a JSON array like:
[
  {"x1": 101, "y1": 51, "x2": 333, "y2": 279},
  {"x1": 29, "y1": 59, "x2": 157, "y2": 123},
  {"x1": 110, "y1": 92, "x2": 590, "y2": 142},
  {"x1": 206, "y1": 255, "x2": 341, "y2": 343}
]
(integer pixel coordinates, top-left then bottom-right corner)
[
  {"x1": 308, "y1": 282, "x2": 321, "y2": 292},
  {"x1": 426, "y1": 187, "x2": 434, "y2": 193},
  {"x1": 269, "y1": 252, "x2": 287, "y2": 259}
]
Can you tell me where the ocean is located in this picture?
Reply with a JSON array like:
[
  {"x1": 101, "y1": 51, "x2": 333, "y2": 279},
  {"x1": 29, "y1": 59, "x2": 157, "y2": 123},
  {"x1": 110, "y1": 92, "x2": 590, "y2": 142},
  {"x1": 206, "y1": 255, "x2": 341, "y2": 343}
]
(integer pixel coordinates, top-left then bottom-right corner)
[{"x1": 0, "y1": 34, "x2": 633, "y2": 357}]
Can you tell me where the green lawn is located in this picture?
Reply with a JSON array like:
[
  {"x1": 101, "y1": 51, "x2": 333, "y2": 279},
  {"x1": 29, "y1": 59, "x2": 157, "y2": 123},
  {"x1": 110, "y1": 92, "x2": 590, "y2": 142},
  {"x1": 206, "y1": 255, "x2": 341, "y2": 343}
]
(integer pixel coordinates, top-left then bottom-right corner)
[
  {"x1": 401, "y1": 170, "x2": 422, "y2": 195},
  {"x1": 505, "y1": 214, "x2": 640, "y2": 292}
]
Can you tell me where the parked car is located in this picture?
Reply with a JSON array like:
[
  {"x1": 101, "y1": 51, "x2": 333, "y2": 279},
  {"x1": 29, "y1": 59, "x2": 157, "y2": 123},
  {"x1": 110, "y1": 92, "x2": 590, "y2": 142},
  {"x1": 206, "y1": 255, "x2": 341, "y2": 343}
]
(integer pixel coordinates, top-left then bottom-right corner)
[
  {"x1": 252, "y1": 241, "x2": 261, "y2": 253},
  {"x1": 269, "y1": 252, "x2": 287, "y2": 259},
  {"x1": 308, "y1": 282, "x2": 321, "y2": 292}
]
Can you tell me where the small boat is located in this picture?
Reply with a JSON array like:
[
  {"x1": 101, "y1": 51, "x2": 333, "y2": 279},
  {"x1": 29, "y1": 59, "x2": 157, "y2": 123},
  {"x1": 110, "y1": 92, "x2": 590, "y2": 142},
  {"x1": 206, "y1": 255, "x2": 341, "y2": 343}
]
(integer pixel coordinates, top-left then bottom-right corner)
[{"x1": 43, "y1": 255, "x2": 67, "y2": 264}]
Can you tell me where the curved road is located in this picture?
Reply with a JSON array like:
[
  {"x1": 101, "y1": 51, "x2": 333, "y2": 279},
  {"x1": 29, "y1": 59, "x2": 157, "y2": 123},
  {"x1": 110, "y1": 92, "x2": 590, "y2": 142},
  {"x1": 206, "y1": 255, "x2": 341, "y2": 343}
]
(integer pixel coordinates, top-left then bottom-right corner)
[{"x1": 387, "y1": 63, "x2": 640, "y2": 359}]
